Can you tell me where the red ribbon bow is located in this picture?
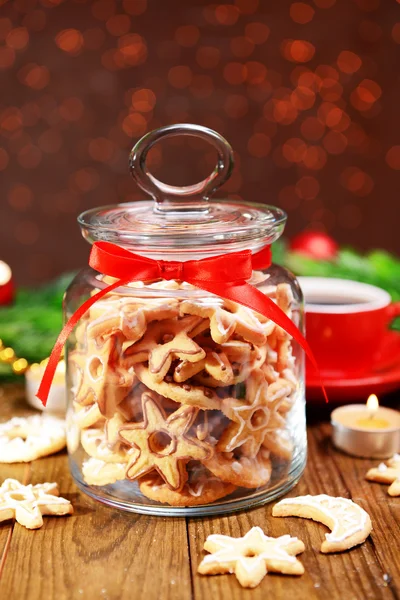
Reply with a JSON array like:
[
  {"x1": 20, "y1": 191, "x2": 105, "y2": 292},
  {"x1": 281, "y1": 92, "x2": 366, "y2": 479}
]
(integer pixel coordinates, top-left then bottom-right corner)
[{"x1": 37, "y1": 241, "x2": 326, "y2": 404}]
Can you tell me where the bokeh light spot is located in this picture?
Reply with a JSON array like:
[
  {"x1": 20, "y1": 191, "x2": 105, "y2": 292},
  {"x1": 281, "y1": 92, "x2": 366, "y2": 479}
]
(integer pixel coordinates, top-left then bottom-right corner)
[
  {"x1": 295, "y1": 176, "x2": 320, "y2": 199},
  {"x1": 6, "y1": 27, "x2": 29, "y2": 50},
  {"x1": 55, "y1": 29, "x2": 84, "y2": 55},
  {"x1": 282, "y1": 39, "x2": 315, "y2": 63},
  {"x1": 337, "y1": 50, "x2": 362, "y2": 73},
  {"x1": 224, "y1": 62, "x2": 247, "y2": 85},
  {"x1": 302, "y1": 146, "x2": 327, "y2": 170},
  {"x1": 385, "y1": 146, "x2": 400, "y2": 170},
  {"x1": 340, "y1": 167, "x2": 374, "y2": 196},
  {"x1": 215, "y1": 5, "x2": 240, "y2": 25},
  {"x1": 392, "y1": 23, "x2": 400, "y2": 43},
  {"x1": 0, "y1": 148, "x2": 9, "y2": 171},
  {"x1": 290, "y1": 3, "x2": 315, "y2": 24},
  {"x1": 323, "y1": 131, "x2": 348, "y2": 154}
]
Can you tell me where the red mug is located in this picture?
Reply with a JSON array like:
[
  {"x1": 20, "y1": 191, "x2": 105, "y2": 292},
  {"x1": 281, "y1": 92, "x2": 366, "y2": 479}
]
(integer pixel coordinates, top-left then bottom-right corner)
[{"x1": 299, "y1": 277, "x2": 400, "y2": 376}]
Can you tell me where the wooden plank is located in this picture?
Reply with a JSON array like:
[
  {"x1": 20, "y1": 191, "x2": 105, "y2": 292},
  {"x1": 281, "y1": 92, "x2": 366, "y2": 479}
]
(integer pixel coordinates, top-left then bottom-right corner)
[
  {"x1": 0, "y1": 452, "x2": 193, "y2": 600},
  {"x1": 187, "y1": 426, "x2": 397, "y2": 600},
  {"x1": 0, "y1": 385, "x2": 34, "y2": 566},
  {"x1": 318, "y1": 422, "x2": 400, "y2": 596},
  {"x1": 0, "y1": 386, "x2": 192, "y2": 600}
]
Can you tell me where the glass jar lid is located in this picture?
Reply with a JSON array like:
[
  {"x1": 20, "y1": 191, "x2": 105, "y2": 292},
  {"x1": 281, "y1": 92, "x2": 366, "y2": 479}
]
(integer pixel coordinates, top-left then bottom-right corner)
[{"x1": 78, "y1": 124, "x2": 286, "y2": 256}]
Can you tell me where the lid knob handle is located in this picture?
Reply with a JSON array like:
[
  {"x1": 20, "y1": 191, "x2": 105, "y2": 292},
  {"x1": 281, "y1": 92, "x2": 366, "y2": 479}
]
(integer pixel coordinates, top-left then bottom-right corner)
[{"x1": 129, "y1": 124, "x2": 234, "y2": 214}]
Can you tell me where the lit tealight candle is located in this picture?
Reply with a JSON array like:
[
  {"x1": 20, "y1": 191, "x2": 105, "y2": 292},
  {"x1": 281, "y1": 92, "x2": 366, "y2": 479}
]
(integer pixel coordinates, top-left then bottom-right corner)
[
  {"x1": 355, "y1": 394, "x2": 390, "y2": 429},
  {"x1": 0, "y1": 260, "x2": 14, "y2": 306},
  {"x1": 331, "y1": 395, "x2": 400, "y2": 458}
]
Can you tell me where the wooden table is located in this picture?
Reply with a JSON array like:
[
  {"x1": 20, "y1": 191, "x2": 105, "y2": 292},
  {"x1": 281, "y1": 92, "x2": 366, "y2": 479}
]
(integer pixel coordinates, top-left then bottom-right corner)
[{"x1": 0, "y1": 384, "x2": 399, "y2": 600}]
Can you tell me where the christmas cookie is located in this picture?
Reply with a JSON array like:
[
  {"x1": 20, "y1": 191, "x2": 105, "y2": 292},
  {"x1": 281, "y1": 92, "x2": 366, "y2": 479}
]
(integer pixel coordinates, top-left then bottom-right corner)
[
  {"x1": 134, "y1": 363, "x2": 220, "y2": 410},
  {"x1": 122, "y1": 316, "x2": 207, "y2": 382},
  {"x1": 73, "y1": 402, "x2": 103, "y2": 429},
  {"x1": 82, "y1": 457, "x2": 127, "y2": 486},
  {"x1": 273, "y1": 494, "x2": 372, "y2": 553},
  {"x1": 218, "y1": 369, "x2": 286, "y2": 457},
  {"x1": 0, "y1": 415, "x2": 66, "y2": 463},
  {"x1": 198, "y1": 526, "x2": 305, "y2": 588},
  {"x1": 139, "y1": 467, "x2": 236, "y2": 507},
  {"x1": 81, "y1": 428, "x2": 134, "y2": 463},
  {"x1": 119, "y1": 393, "x2": 212, "y2": 491},
  {"x1": 70, "y1": 334, "x2": 134, "y2": 416},
  {"x1": 180, "y1": 297, "x2": 274, "y2": 345},
  {"x1": 366, "y1": 454, "x2": 400, "y2": 496},
  {"x1": 203, "y1": 448, "x2": 272, "y2": 488},
  {"x1": 88, "y1": 296, "x2": 179, "y2": 342},
  {"x1": 0, "y1": 479, "x2": 73, "y2": 529}
]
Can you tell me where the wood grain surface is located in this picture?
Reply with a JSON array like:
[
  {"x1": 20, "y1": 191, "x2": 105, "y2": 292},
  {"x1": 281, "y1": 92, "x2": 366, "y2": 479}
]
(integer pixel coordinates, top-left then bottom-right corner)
[{"x1": 0, "y1": 384, "x2": 399, "y2": 600}]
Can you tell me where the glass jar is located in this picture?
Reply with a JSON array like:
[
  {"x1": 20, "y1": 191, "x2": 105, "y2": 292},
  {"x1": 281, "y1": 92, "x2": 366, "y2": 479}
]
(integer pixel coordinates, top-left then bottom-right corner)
[{"x1": 65, "y1": 124, "x2": 306, "y2": 516}]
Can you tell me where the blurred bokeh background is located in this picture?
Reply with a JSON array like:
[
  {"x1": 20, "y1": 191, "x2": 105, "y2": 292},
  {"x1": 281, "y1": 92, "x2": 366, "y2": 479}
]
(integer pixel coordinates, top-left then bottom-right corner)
[{"x1": 1, "y1": 0, "x2": 399, "y2": 285}]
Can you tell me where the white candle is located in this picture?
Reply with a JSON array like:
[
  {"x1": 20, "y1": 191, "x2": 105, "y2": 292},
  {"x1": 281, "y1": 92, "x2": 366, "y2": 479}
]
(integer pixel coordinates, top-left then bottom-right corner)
[{"x1": 331, "y1": 395, "x2": 400, "y2": 458}]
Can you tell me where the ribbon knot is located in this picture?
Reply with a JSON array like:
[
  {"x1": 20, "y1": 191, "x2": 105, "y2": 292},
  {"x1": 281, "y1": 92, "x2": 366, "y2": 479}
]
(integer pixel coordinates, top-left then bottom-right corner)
[
  {"x1": 157, "y1": 260, "x2": 183, "y2": 281},
  {"x1": 36, "y1": 240, "x2": 327, "y2": 405}
]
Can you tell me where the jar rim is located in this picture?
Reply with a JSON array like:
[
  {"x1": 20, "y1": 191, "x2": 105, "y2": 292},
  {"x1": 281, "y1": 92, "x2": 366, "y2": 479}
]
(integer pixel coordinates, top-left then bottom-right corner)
[{"x1": 78, "y1": 199, "x2": 287, "y2": 254}]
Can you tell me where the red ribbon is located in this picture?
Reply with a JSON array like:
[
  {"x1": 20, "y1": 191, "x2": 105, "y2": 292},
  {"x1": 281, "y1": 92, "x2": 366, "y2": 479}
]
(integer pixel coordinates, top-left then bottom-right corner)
[{"x1": 37, "y1": 241, "x2": 327, "y2": 404}]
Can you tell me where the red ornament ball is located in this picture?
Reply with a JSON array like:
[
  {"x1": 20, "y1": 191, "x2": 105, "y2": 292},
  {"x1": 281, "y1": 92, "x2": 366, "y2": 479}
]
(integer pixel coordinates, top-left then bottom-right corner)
[{"x1": 289, "y1": 231, "x2": 338, "y2": 260}]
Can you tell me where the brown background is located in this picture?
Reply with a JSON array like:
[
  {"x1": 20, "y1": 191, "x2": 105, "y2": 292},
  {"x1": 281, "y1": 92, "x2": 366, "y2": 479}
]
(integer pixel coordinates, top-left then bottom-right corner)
[{"x1": 0, "y1": 0, "x2": 399, "y2": 286}]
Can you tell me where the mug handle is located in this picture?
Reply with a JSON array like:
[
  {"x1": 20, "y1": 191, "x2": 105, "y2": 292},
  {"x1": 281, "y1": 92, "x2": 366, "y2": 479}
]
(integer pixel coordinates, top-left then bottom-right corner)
[{"x1": 386, "y1": 301, "x2": 400, "y2": 327}]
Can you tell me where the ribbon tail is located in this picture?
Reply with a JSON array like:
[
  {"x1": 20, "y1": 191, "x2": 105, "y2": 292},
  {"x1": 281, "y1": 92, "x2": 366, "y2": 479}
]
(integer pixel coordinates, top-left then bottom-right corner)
[
  {"x1": 36, "y1": 276, "x2": 132, "y2": 406},
  {"x1": 189, "y1": 280, "x2": 328, "y2": 403}
]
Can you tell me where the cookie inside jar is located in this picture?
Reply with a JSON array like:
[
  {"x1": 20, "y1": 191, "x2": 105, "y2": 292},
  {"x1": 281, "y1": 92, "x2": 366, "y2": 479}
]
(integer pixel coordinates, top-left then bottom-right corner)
[{"x1": 67, "y1": 278, "x2": 301, "y2": 509}]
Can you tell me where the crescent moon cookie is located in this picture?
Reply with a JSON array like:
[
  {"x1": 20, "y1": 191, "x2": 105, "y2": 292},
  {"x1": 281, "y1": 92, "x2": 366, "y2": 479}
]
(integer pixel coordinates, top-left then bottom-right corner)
[
  {"x1": 0, "y1": 415, "x2": 66, "y2": 463},
  {"x1": 198, "y1": 526, "x2": 305, "y2": 588},
  {"x1": 0, "y1": 479, "x2": 73, "y2": 529},
  {"x1": 365, "y1": 454, "x2": 400, "y2": 496},
  {"x1": 272, "y1": 494, "x2": 372, "y2": 553},
  {"x1": 118, "y1": 393, "x2": 213, "y2": 491},
  {"x1": 180, "y1": 297, "x2": 275, "y2": 346}
]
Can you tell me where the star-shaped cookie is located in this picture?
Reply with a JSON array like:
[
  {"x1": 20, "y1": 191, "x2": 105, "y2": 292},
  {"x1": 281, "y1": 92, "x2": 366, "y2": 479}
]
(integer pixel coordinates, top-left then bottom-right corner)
[
  {"x1": 366, "y1": 454, "x2": 400, "y2": 496},
  {"x1": 122, "y1": 316, "x2": 207, "y2": 382},
  {"x1": 180, "y1": 298, "x2": 275, "y2": 345},
  {"x1": 119, "y1": 393, "x2": 212, "y2": 490},
  {"x1": 198, "y1": 526, "x2": 305, "y2": 588},
  {"x1": 70, "y1": 334, "x2": 134, "y2": 416},
  {"x1": 0, "y1": 479, "x2": 73, "y2": 529},
  {"x1": 218, "y1": 369, "x2": 286, "y2": 457},
  {"x1": 88, "y1": 296, "x2": 179, "y2": 342}
]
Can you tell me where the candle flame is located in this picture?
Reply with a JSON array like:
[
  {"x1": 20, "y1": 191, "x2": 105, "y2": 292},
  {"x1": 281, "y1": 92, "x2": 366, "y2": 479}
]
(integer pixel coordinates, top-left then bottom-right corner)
[
  {"x1": 0, "y1": 261, "x2": 11, "y2": 286},
  {"x1": 366, "y1": 394, "x2": 379, "y2": 411}
]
